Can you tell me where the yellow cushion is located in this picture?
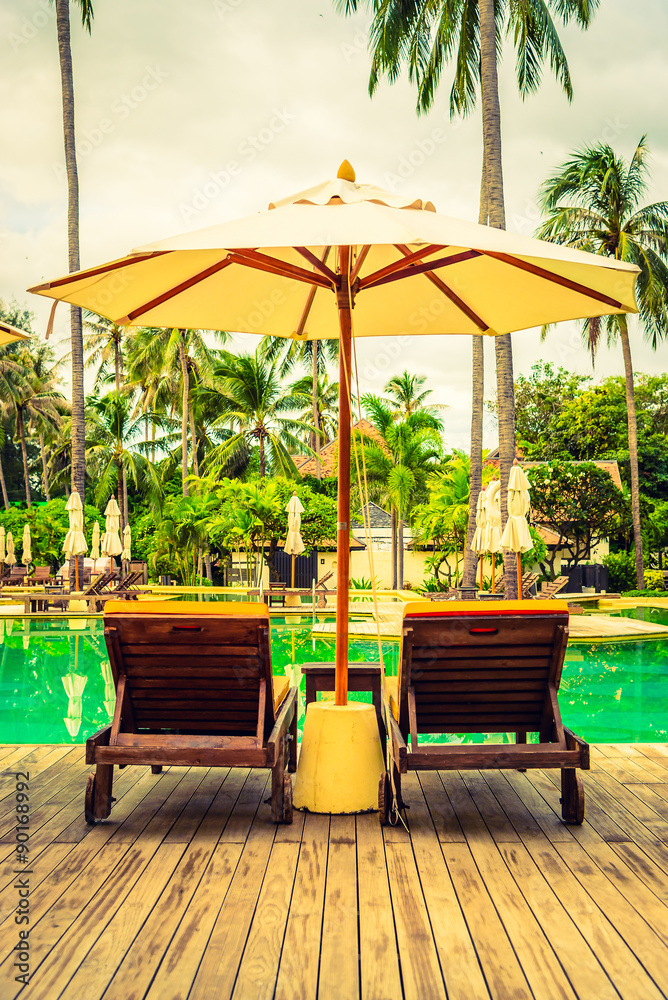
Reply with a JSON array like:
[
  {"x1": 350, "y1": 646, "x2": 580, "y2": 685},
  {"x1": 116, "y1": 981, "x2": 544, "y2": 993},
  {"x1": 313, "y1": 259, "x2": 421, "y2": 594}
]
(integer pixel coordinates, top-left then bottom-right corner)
[
  {"x1": 272, "y1": 675, "x2": 290, "y2": 713},
  {"x1": 403, "y1": 599, "x2": 568, "y2": 619},
  {"x1": 384, "y1": 675, "x2": 399, "y2": 721},
  {"x1": 104, "y1": 599, "x2": 269, "y2": 618}
]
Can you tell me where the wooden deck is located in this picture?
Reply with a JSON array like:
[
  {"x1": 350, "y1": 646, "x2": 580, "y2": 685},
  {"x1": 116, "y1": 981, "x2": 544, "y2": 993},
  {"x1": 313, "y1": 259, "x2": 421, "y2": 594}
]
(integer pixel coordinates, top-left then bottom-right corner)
[{"x1": 3, "y1": 743, "x2": 668, "y2": 999}]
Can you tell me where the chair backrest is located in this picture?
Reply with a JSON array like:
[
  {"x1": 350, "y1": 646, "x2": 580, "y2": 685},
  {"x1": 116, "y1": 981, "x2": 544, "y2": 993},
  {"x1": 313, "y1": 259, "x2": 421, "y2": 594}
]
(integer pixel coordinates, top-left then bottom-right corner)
[
  {"x1": 9, "y1": 567, "x2": 27, "y2": 581},
  {"x1": 399, "y1": 600, "x2": 569, "y2": 737},
  {"x1": 103, "y1": 601, "x2": 276, "y2": 742},
  {"x1": 32, "y1": 566, "x2": 52, "y2": 581}
]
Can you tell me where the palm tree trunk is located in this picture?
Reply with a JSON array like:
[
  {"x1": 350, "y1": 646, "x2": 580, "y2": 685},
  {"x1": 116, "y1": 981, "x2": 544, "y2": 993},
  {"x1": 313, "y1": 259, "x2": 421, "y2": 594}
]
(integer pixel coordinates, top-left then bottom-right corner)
[
  {"x1": 0, "y1": 454, "x2": 9, "y2": 510},
  {"x1": 391, "y1": 507, "x2": 397, "y2": 590},
  {"x1": 189, "y1": 408, "x2": 200, "y2": 478},
  {"x1": 39, "y1": 432, "x2": 51, "y2": 501},
  {"x1": 121, "y1": 465, "x2": 129, "y2": 531},
  {"x1": 312, "y1": 343, "x2": 320, "y2": 479},
  {"x1": 17, "y1": 409, "x2": 31, "y2": 507},
  {"x1": 259, "y1": 433, "x2": 265, "y2": 477},
  {"x1": 114, "y1": 336, "x2": 121, "y2": 394},
  {"x1": 620, "y1": 317, "x2": 644, "y2": 587},
  {"x1": 178, "y1": 332, "x2": 189, "y2": 497},
  {"x1": 462, "y1": 336, "x2": 483, "y2": 587},
  {"x1": 479, "y1": 0, "x2": 518, "y2": 597},
  {"x1": 398, "y1": 515, "x2": 404, "y2": 589},
  {"x1": 56, "y1": 0, "x2": 85, "y2": 504}
]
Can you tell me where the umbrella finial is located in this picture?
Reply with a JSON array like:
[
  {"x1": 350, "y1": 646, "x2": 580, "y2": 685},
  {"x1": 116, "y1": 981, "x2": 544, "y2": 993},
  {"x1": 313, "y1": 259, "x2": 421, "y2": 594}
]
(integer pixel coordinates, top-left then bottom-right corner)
[{"x1": 337, "y1": 160, "x2": 355, "y2": 182}]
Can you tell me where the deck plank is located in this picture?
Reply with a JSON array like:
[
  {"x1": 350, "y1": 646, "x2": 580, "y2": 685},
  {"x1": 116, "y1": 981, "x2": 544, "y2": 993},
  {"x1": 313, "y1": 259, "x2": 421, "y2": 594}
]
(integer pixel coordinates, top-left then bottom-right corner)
[{"x1": 2, "y1": 745, "x2": 668, "y2": 1000}]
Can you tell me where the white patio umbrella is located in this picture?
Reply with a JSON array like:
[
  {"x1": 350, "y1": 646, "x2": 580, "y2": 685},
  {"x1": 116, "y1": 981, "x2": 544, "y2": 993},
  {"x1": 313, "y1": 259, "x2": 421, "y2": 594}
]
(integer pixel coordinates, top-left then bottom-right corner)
[
  {"x1": 284, "y1": 492, "x2": 305, "y2": 588},
  {"x1": 28, "y1": 163, "x2": 639, "y2": 707},
  {"x1": 470, "y1": 490, "x2": 488, "y2": 591},
  {"x1": 6, "y1": 533, "x2": 16, "y2": 567},
  {"x1": 121, "y1": 524, "x2": 132, "y2": 563},
  {"x1": 21, "y1": 524, "x2": 31, "y2": 567},
  {"x1": 0, "y1": 526, "x2": 6, "y2": 566},
  {"x1": 483, "y1": 479, "x2": 504, "y2": 593},
  {"x1": 63, "y1": 490, "x2": 88, "y2": 589},
  {"x1": 101, "y1": 498, "x2": 123, "y2": 560},
  {"x1": 500, "y1": 462, "x2": 533, "y2": 599}
]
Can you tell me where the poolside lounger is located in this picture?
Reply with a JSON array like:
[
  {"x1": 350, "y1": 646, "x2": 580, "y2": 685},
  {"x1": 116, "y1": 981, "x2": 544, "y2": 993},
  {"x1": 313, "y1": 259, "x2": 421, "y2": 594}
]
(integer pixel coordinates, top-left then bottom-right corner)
[
  {"x1": 85, "y1": 600, "x2": 298, "y2": 825},
  {"x1": 539, "y1": 575, "x2": 569, "y2": 599},
  {"x1": 493, "y1": 570, "x2": 539, "y2": 599},
  {"x1": 26, "y1": 565, "x2": 54, "y2": 585},
  {"x1": 381, "y1": 599, "x2": 588, "y2": 825}
]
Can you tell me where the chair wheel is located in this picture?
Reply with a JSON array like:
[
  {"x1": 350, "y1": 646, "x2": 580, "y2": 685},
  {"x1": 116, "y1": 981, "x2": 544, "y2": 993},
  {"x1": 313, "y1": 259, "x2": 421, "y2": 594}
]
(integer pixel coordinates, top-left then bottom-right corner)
[
  {"x1": 282, "y1": 774, "x2": 293, "y2": 824},
  {"x1": 379, "y1": 771, "x2": 391, "y2": 826},
  {"x1": 84, "y1": 773, "x2": 97, "y2": 825}
]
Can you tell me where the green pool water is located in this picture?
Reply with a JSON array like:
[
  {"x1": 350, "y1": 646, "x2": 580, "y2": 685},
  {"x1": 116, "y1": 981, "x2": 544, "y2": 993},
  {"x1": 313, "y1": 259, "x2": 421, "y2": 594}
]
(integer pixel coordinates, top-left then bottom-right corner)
[{"x1": 1, "y1": 614, "x2": 666, "y2": 745}]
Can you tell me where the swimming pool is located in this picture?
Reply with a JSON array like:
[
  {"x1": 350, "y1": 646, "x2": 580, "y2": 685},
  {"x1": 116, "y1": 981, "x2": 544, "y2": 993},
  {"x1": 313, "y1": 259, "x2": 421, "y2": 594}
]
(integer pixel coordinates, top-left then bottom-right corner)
[{"x1": 1, "y1": 614, "x2": 666, "y2": 745}]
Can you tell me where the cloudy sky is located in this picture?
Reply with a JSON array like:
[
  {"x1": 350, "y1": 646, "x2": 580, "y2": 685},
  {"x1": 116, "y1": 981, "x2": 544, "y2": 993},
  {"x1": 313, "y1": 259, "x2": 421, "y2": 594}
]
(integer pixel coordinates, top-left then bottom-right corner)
[{"x1": 2, "y1": 0, "x2": 667, "y2": 449}]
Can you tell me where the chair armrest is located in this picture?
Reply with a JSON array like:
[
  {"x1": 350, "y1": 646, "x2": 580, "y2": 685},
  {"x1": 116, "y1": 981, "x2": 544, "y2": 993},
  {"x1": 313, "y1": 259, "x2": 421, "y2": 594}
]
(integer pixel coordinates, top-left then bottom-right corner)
[
  {"x1": 564, "y1": 727, "x2": 590, "y2": 769},
  {"x1": 266, "y1": 686, "x2": 299, "y2": 766},
  {"x1": 381, "y1": 688, "x2": 407, "y2": 773},
  {"x1": 86, "y1": 723, "x2": 112, "y2": 763}
]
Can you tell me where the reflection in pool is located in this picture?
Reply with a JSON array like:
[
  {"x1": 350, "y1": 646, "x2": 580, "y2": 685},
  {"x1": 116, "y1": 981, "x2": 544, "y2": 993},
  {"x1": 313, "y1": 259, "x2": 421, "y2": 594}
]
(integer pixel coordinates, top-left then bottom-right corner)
[{"x1": 0, "y1": 614, "x2": 666, "y2": 745}]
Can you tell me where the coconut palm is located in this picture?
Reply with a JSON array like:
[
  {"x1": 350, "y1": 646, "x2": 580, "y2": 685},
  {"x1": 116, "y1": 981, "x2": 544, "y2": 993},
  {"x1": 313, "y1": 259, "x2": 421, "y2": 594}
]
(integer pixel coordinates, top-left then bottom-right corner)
[
  {"x1": 290, "y1": 373, "x2": 341, "y2": 450},
  {"x1": 0, "y1": 347, "x2": 30, "y2": 509},
  {"x1": 13, "y1": 345, "x2": 68, "y2": 507},
  {"x1": 55, "y1": 0, "x2": 93, "y2": 505},
  {"x1": 203, "y1": 352, "x2": 314, "y2": 479},
  {"x1": 356, "y1": 395, "x2": 444, "y2": 587},
  {"x1": 384, "y1": 371, "x2": 444, "y2": 418},
  {"x1": 537, "y1": 136, "x2": 668, "y2": 588},
  {"x1": 337, "y1": 0, "x2": 598, "y2": 597},
  {"x1": 85, "y1": 392, "x2": 162, "y2": 526},
  {"x1": 84, "y1": 312, "x2": 126, "y2": 392}
]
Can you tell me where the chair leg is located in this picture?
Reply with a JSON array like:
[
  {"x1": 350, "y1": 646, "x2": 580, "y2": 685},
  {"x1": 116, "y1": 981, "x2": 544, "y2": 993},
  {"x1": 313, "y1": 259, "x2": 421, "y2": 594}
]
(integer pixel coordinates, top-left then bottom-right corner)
[
  {"x1": 516, "y1": 731, "x2": 527, "y2": 772},
  {"x1": 85, "y1": 764, "x2": 114, "y2": 824},
  {"x1": 287, "y1": 705, "x2": 298, "y2": 774},
  {"x1": 561, "y1": 768, "x2": 585, "y2": 824},
  {"x1": 151, "y1": 765, "x2": 163, "y2": 774},
  {"x1": 270, "y1": 735, "x2": 293, "y2": 823}
]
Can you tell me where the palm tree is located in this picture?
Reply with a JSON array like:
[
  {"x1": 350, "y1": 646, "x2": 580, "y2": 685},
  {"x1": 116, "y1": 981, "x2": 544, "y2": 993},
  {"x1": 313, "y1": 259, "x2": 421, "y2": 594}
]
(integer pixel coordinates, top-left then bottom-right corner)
[
  {"x1": 0, "y1": 347, "x2": 29, "y2": 509},
  {"x1": 290, "y1": 373, "x2": 341, "y2": 450},
  {"x1": 13, "y1": 345, "x2": 68, "y2": 507},
  {"x1": 356, "y1": 395, "x2": 444, "y2": 587},
  {"x1": 337, "y1": 0, "x2": 598, "y2": 596},
  {"x1": 413, "y1": 454, "x2": 471, "y2": 587},
  {"x1": 84, "y1": 313, "x2": 125, "y2": 392},
  {"x1": 55, "y1": 0, "x2": 93, "y2": 505},
  {"x1": 384, "y1": 371, "x2": 444, "y2": 418},
  {"x1": 85, "y1": 392, "x2": 162, "y2": 525},
  {"x1": 537, "y1": 137, "x2": 668, "y2": 588},
  {"x1": 203, "y1": 352, "x2": 314, "y2": 479}
]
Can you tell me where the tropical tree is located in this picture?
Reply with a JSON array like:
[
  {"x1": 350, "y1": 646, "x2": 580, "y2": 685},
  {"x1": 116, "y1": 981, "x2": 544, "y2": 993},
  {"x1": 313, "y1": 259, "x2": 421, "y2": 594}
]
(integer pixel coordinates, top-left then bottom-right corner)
[
  {"x1": 290, "y1": 373, "x2": 340, "y2": 449},
  {"x1": 84, "y1": 313, "x2": 126, "y2": 392},
  {"x1": 55, "y1": 0, "x2": 93, "y2": 505},
  {"x1": 537, "y1": 136, "x2": 668, "y2": 587},
  {"x1": 356, "y1": 394, "x2": 444, "y2": 587},
  {"x1": 203, "y1": 352, "x2": 314, "y2": 479},
  {"x1": 0, "y1": 348, "x2": 29, "y2": 509},
  {"x1": 337, "y1": 0, "x2": 599, "y2": 597},
  {"x1": 13, "y1": 344, "x2": 69, "y2": 505},
  {"x1": 413, "y1": 454, "x2": 471, "y2": 587},
  {"x1": 85, "y1": 392, "x2": 162, "y2": 526},
  {"x1": 384, "y1": 370, "x2": 442, "y2": 418}
]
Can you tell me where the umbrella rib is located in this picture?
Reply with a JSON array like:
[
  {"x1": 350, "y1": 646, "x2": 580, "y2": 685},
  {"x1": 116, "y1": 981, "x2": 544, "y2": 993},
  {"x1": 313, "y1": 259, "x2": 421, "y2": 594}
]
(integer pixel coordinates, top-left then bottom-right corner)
[
  {"x1": 395, "y1": 244, "x2": 490, "y2": 332},
  {"x1": 294, "y1": 247, "x2": 339, "y2": 285},
  {"x1": 350, "y1": 245, "x2": 371, "y2": 284},
  {"x1": 356, "y1": 244, "x2": 446, "y2": 289},
  {"x1": 480, "y1": 251, "x2": 625, "y2": 309},
  {"x1": 28, "y1": 252, "x2": 171, "y2": 293},
  {"x1": 295, "y1": 248, "x2": 332, "y2": 337},
  {"x1": 118, "y1": 258, "x2": 235, "y2": 323},
  {"x1": 359, "y1": 250, "x2": 481, "y2": 290},
  {"x1": 229, "y1": 249, "x2": 336, "y2": 289}
]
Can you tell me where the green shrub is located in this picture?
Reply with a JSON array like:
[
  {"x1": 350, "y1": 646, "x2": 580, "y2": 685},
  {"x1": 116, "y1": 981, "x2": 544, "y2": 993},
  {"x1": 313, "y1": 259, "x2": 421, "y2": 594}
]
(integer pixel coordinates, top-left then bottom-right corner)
[
  {"x1": 644, "y1": 569, "x2": 666, "y2": 591},
  {"x1": 603, "y1": 551, "x2": 636, "y2": 591},
  {"x1": 621, "y1": 589, "x2": 666, "y2": 598}
]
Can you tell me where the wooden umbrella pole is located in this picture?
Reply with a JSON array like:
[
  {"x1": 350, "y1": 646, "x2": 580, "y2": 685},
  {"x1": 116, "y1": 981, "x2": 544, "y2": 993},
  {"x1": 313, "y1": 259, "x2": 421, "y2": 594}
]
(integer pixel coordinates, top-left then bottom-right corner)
[
  {"x1": 335, "y1": 246, "x2": 352, "y2": 706},
  {"x1": 517, "y1": 552, "x2": 522, "y2": 600},
  {"x1": 291, "y1": 554, "x2": 295, "y2": 589},
  {"x1": 479, "y1": 557, "x2": 483, "y2": 591}
]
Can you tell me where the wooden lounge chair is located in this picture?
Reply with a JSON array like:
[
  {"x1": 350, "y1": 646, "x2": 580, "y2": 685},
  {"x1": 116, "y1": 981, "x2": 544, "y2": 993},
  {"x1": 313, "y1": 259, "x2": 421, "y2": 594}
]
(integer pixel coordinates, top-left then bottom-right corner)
[
  {"x1": 85, "y1": 600, "x2": 298, "y2": 825},
  {"x1": 381, "y1": 599, "x2": 589, "y2": 825},
  {"x1": 494, "y1": 570, "x2": 539, "y2": 599},
  {"x1": 539, "y1": 575, "x2": 569, "y2": 599},
  {"x1": 26, "y1": 565, "x2": 53, "y2": 586},
  {"x1": 0, "y1": 566, "x2": 28, "y2": 587}
]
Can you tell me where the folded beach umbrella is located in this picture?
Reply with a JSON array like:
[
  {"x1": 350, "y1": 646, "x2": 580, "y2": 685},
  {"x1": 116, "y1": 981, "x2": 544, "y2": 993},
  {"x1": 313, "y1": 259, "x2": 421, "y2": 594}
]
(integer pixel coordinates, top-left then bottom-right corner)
[
  {"x1": 101, "y1": 498, "x2": 123, "y2": 558},
  {"x1": 470, "y1": 490, "x2": 488, "y2": 590},
  {"x1": 500, "y1": 462, "x2": 533, "y2": 598},
  {"x1": 0, "y1": 526, "x2": 6, "y2": 565},
  {"x1": 284, "y1": 492, "x2": 305, "y2": 588},
  {"x1": 6, "y1": 533, "x2": 16, "y2": 567},
  {"x1": 28, "y1": 163, "x2": 640, "y2": 705},
  {"x1": 90, "y1": 521, "x2": 101, "y2": 564},
  {"x1": 483, "y1": 480, "x2": 503, "y2": 593},
  {"x1": 21, "y1": 524, "x2": 31, "y2": 566},
  {"x1": 121, "y1": 524, "x2": 132, "y2": 562}
]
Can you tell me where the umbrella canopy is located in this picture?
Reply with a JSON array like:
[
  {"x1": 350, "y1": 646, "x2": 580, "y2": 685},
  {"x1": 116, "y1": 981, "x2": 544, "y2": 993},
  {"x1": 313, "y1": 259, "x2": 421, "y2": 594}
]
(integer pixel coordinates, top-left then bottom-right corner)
[
  {"x1": 470, "y1": 491, "x2": 488, "y2": 554},
  {"x1": 101, "y1": 498, "x2": 123, "y2": 558},
  {"x1": 0, "y1": 320, "x2": 30, "y2": 347},
  {"x1": 21, "y1": 524, "x2": 31, "y2": 566},
  {"x1": 28, "y1": 164, "x2": 639, "y2": 704},
  {"x1": 0, "y1": 526, "x2": 5, "y2": 564},
  {"x1": 90, "y1": 522, "x2": 101, "y2": 562},
  {"x1": 500, "y1": 463, "x2": 533, "y2": 554},
  {"x1": 121, "y1": 524, "x2": 132, "y2": 562},
  {"x1": 483, "y1": 480, "x2": 503, "y2": 554},
  {"x1": 63, "y1": 491, "x2": 88, "y2": 558},
  {"x1": 5, "y1": 533, "x2": 16, "y2": 567},
  {"x1": 284, "y1": 493, "x2": 305, "y2": 557}
]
